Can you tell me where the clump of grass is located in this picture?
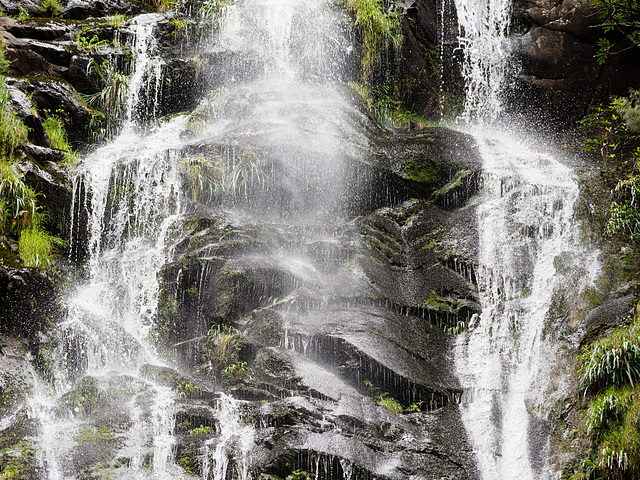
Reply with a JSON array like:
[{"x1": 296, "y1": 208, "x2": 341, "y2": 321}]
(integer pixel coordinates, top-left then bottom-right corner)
[
  {"x1": 106, "y1": 14, "x2": 128, "y2": 28},
  {"x1": 18, "y1": 225, "x2": 65, "y2": 268},
  {"x1": 179, "y1": 156, "x2": 224, "y2": 202},
  {"x1": 0, "y1": 85, "x2": 29, "y2": 157},
  {"x1": 346, "y1": 0, "x2": 402, "y2": 82},
  {"x1": 204, "y1": 324, "x2": 245, "y2": 376},
  {"x1": 579, "y1": 321, "x2": 640, "y2": 394},
  {"x1": 0, "y1": 160, "x2": 37, "y2": 234},
  {"x1": 42, "y1": 114, "x2": 70, "y2": 152},
  {"x1": 82, "y1": 60, "x2": 129, "y2": 140},
  {"x1": 198, "y1": 0, "x2": 231, "y2": 22}
]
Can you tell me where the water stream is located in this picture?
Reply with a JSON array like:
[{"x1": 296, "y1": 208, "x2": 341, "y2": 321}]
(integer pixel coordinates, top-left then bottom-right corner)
[{"x1": 451, "y1": 0, "x2": 598, "y2": 478}]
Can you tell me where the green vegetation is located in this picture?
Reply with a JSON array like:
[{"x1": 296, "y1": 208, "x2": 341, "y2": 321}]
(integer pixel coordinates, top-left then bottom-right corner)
[
  {"x1": 41, "y1": 0, "x2": 62, "y2": 17},
  {"x1": 188, "y1": 424, "x2": 213, "y2": 435},
  {"x1": 179, "y1": 148, "x2": 267, "y2": 203},
  {"x1": 579, "y1": 321, "x2": 640, "y2": 394},
  {"x1": 221, "y1": 361, "x2": 253, "y2": 380},
  {"x1": 286, "y1": 470, "x2": 314, "y2": 480},
  {"x1": 573, "y1": 314, "x2": 640, "y2": 479},
  {"x1": 198, "y1": 0, "x2": 232, "y2": 22},
  {"x1": 0, "y1": 87, "x2": 29, "y2": 157},
  {"x1": 175, "y1": 381, "x2": 202, "y2": 398},
  {"x1": 346, "y1": 0, "x2": 402, "y2": 82},
  {"x1": 578, "y1": 90, "x2": 640, "y2": 244},
  {"x1": 349, "y1": 82, "x2": 434, "y2": 128},
  {"x1": 0, "y1": 43, "x2": 66, "y2": 269},
  {"x1": 18, "y1": 225, "x2": 65, "y2": 268},
  {"x1": 106, "y1": 14, "x2": 128, "y2": 28},
  {"x1": 204, "y1": 324, "x2": 247, "y2": 378},
  {"x1": 363, "y1": 379, "x2": 404, "y2": 414},
  {"x1": 590, "y1": 0, "x2": 640, "y2": 64},
  {"x1": 83, "y1": 60, "x2": 129, "y2": 140},
  {"x1": 77, "y1": 35, "x2": 110, "y2": 52},
  {"x1": 74, "y1": 426, "x2": 114, "y2": 443}
]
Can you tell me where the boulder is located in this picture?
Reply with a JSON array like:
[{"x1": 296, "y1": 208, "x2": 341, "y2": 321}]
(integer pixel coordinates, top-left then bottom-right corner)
[{"x1": 515, "y1": 0, "x2": 640, "y2": 126}]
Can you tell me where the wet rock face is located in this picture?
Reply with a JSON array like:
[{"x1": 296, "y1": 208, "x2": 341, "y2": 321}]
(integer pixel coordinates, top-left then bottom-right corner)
[
  {"x1": 151, "y1": 121, "x2": 482, "y2": 478},
  {"x1": 515, "y1": 0, "x2": 640, "y2": 126}
]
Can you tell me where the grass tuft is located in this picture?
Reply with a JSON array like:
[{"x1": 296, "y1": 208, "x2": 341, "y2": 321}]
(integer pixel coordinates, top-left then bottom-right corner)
[{"x1": 18, "y1": 225, "x2": 65, "y2": 268}]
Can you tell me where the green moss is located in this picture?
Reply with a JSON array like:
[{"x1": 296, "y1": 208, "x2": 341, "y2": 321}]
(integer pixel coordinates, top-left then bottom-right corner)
[
  {"x1": 402, "y1": 161, "x2": 439, "y2": 185},
  {"x1": 57, "y1": 377, "x2": 109, "y2": 419},
  {"x1": 75, "y1": 426, "x2": 114, "y2": 444},
  {"x1": 431, "y1": 169, "x2": 471, "y2": 201}
]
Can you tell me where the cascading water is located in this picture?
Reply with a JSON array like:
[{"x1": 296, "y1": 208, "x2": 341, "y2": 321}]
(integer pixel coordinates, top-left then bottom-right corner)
[
  {"x1": 451, "y1": 0, "x2": 599, "y2": 478},
  {"x1": 30, "y1": 0, "x2": 354, "y2": 478}
]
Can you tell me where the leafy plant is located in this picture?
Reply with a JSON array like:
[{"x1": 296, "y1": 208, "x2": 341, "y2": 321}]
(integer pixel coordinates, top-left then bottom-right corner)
[
  {"x1": 188, "y1": 424, "x2": 213, "y2": 435},
  {"x1": 82, "y1": 60, "x2": 129, "y2": 139},
  {"x1": 77, "y1": 35, "x2": 109, "y2": 52},
  {"x1": 221, "y1": 361, "x2": 253, "y2": 380},
  {"x1": 175, "y1": 381, "x2": 202, "y2": 398},
  {"x1": 41, "y1": 0, "x2": 62, "y2": 17},
  {"x1": 286, "y1": 471, "x2": 314, "y2": 480},
  {"x1": 590, "y1": 0, "x2": 640, "y2": 64},
  {"x1": 377, "y1": 395, "x2": 403, "y2": 414},
  {"x1": 346, "y1": 0, "x2": 402, "y2": 82},
  {"x1": 16, "y1": 4, "x2": 30, "y2": 19},
  {"x1": 363, "y1": 379, "x2": 404, "y2": 414},
  {"x1": 579, "y1": 320, "x2": 640, "y2": 394}
]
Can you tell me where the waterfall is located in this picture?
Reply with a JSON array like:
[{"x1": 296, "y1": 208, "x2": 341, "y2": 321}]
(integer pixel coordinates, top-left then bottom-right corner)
[
  {"x1": 453, "y1": 0, "x2": 513, "y2": 123},
  {"x1": 451, "y1": 0, "x2": 599, "y2": 478}
]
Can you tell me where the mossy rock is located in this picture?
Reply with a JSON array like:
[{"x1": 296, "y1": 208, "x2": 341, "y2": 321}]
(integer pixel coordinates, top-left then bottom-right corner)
[{"x1": 57, "y1": 376, "x2": 110, "y2": 419}]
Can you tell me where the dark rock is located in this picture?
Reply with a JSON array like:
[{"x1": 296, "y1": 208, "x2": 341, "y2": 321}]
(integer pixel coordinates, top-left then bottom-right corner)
[
  {"x1": 578, "y1": 294, "x2": 636, "y2": 346},
  {"x1": 5, "y1": 83, "x2": 51, "y2": 147},
  {"x1": 515, "y1": 0, "x2": 640, "y2": 127},
  {"x1": 10, "y1": 76, "x2": 94, "y2": 142},
  {"x1": 15, "y1": 155, "x2": 72, "y2": 237},
  {"x1": 0, "y1": 267, "x2": 62, "y2": 342},
  {"x1": 62, "y1": 0, "x2": 148, "y2": 19}
]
